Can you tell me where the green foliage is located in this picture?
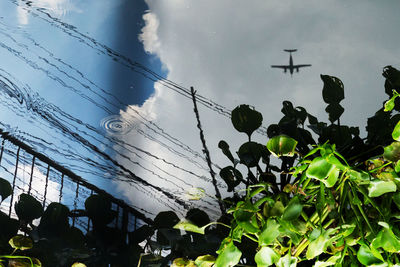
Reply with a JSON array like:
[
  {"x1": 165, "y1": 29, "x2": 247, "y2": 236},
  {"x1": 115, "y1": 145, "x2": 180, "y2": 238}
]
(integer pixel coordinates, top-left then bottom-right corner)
[
  {"x1": 254, "y1": 246, "x2": 280, "y2": 266},
  {"x1": 0, "y1": 190, "x2": 146, "y2": 266},
  {"x1": 194, "y1": 255, "x2": 215, "y2": 267},
  {"x1": 215, "y1": 240, "x2": 242, "y2": 267},
  {"x1": 168, "y1": 66, "x2": 400, "y2": 266},
  {"x1": 266, "y1": 135, "x2": 297, "y2": 157},
  {"x1": 5, "y1": 67, "x2": 400, "y2": 266}
]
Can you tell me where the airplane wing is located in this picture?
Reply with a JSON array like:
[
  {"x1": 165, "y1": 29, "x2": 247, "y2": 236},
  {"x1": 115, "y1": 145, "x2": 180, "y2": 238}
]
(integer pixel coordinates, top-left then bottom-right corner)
[
  {"x1": 271, "y1": 65, "x2": 289, "y2": 69},
  {"x1": 293, "y1": 64, "x2": 311, "y2": 68}
]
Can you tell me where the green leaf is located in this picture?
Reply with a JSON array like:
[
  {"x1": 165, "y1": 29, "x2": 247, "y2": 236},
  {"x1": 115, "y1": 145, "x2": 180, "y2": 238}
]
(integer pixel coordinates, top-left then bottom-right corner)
[
  {"x1": 231, "y1": 105, "x2": 263, "y2": 137},
  {"x1": 259, "y1": 219, "x2": 280, "y2": 246},
  {"x1": 267, "y1": 135, "x2": 298, "y2": 157},
  {"x1": 71, "y1": 263, "x2": 87, "y2": 267},
  {"x1": 325, "y1": 154, "x2": 347, "y2": 171},
  {"x1": 321, "y1": 75, "x2": 344, "y2": 104},
  {"x1": 324, "y1": 167, "x2": 339, "y2": 188},
  {"x1": 276, "y1": 254, "x2": 297, "y2": 267},
  {"x1": 306, "y1": 157, "x2": 334, "y2": 179},
  {"x1": 357, "y1": 245, "x2": 383, "y2": 266},
  {"x1": 306, "y1": 229, "x2": 336, "y2": 260},
  {"x1": 171, "y1": 258, "x2": 196, "y2": 267},
  {"x1": 233, "y1": 201, "x2": 259, "y2": 234},
  {"x1": 254, "y1": 246, "x2": 280, "y2": 267},
  {"x1": 371, "y1": 222, "x2": 400, "y2": 253},
  {"x1": 231, "y1": 225, "x2": 244, "y2": 241},
  {"x1": 339, "y1": 224, "x2": 356, "y2": 238},
  {"x1": 173, "y1": 220, "x2": 205, "y2": 234},
  {"x1": 14, "y1": 194, "x2": 43, "y2": 222},
  {"x1": 314, "y1": 254, "x2": 341, "y2": 267},
  {"x1": 368, "y1": 180, "x2": 397, "y2": 197},
  {"x1": 267, "y1": 201, "x2": 285, "y2": 217},
  {"x1": 394, "y1": 192, "x2": 400, "y2": 209},
  {"x1": 194, "y1": 255, "x2": 215, "y2": 267},
  {"x1": 0, "y1": 178, "x2": 11, "y2": 202},
  {"x1": 393, "y1": 120, "x2": 400, "y2": 141},
  {"x1": 383, "y1": 141, "x2": 400, "y2": 162},
  {"x1": 282, "y1": 197, "x2": 303, "y2": 221},
  {"x1": 306, "y1": 157, "x2": 339, "y2": 187},
  {"x1": 395, "y1": 160, "x2": 400, "y2": 173},
  {"x1": 215, "y1": 241, "x2": 242, "y2": 267},
  {"x1": 9, "y1": 235, "x2": 33, "y2": 250},
  {"x1": 384, "y1": 98, "x2": 395, "y2": 112}
]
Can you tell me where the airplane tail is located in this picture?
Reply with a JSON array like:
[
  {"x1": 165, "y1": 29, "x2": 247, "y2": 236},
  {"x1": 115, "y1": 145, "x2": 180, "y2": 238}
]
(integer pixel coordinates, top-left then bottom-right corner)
[{"x1": 284, "y1": 49, "x2": 297, "y2": 53}]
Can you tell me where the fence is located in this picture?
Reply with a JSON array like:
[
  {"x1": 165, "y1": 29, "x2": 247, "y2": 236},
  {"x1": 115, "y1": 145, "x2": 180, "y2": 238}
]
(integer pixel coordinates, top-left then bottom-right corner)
[{"x1": 0, "y1": 128, "x2": 153, "y2": 237}]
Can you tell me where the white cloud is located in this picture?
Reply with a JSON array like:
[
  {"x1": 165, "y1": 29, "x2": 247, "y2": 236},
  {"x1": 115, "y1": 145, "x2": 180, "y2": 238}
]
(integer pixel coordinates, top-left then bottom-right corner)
[
  {"x1": 139, "y1": 12, "x2": 161, "y2": 55},
  {"x1": 112, "y1": 0, "x2": 400, "y2": 217}
]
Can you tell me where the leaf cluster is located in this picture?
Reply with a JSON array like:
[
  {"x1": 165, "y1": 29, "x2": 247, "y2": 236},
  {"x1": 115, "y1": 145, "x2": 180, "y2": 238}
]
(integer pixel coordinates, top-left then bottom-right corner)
[
  {"x1": 0, "y1": 183, "x2": 146, "y2": 267},
  {"x1": 169, "y1": 66, "x2": 400, "y2": 266}
]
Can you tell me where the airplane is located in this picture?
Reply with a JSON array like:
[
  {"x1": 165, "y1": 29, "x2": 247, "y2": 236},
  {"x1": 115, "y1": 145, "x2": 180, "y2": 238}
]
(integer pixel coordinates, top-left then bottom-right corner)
[{"x1": 271, "y1": 49, "x2": 311, "y2": 76}]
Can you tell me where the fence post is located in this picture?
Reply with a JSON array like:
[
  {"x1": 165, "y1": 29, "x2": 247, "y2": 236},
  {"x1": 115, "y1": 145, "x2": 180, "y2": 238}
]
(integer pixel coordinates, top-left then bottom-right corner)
[
  {"x1": 121, "y1": 207, "x2": 129, "y2": 241},
  {"x1": 9, "y1": 147, "x2": 20, "y2": 216}
]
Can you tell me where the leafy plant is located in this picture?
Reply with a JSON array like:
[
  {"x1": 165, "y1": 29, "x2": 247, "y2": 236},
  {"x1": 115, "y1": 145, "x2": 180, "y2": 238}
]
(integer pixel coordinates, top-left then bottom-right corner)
[
  {"x1": 169, "y1": 66, "x2": 400, "y2": 266},
  {"x1": 0, "y1": 178, "x2": 139, "y2": 266}
]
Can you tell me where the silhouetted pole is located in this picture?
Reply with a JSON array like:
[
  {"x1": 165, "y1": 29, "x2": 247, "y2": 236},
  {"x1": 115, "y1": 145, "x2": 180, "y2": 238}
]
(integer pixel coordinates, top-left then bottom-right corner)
[{"x1": 190, "y1": 87, "x2": 225, "y2": 214}]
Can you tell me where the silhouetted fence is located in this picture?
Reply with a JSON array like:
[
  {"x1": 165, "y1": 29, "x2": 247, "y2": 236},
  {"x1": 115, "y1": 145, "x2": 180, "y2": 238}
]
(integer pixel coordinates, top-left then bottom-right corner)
[{"x1": 0, "y1": 129, "x2": 153, "y2": 237}]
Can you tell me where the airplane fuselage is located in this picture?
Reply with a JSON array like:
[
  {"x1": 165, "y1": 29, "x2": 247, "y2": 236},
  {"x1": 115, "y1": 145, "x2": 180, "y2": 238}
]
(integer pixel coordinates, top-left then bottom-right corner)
[{"x1": 289, "y1": 54, "x2": 294, "y2": 74}]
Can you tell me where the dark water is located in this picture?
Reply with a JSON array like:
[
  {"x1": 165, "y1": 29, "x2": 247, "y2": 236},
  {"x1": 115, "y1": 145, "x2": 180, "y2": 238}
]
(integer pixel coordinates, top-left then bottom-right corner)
[{"x1": 0, "y1": 0, "x2": 225, "y2": 218}]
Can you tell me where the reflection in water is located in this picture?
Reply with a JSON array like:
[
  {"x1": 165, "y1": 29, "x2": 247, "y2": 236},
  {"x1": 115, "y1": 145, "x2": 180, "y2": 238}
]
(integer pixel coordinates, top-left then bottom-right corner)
[
  {"x1": 100, "y1": 115, "x2": 135, "y2": 135},
  {"x1": 0, "y1": 0, "x2": 226, "y2": 217}
]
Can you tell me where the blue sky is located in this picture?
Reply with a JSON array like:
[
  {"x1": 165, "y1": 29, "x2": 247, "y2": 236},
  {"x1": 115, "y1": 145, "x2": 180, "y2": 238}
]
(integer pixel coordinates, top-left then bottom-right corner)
[{"x1": 1, "y1": 0, "x2": 400, "y2": 218}]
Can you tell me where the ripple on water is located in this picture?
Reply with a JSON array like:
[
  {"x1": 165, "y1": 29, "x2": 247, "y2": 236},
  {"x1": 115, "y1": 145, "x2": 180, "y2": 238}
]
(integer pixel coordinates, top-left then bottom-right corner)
[{"x1": 100, "y1": 115, "x2": 134, "y2": 135}]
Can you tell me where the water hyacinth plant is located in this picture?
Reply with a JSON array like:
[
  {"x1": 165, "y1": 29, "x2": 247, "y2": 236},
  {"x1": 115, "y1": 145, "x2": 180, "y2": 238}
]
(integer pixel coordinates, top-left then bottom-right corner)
[{"x1": 170, "y1": 66, "x2": 400, "y2": 266}]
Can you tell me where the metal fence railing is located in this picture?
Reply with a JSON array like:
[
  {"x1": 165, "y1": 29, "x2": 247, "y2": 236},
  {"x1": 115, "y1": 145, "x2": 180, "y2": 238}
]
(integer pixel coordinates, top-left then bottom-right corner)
[{"x1": 0, "y1": 129, "x2": 153, "y2": 237}]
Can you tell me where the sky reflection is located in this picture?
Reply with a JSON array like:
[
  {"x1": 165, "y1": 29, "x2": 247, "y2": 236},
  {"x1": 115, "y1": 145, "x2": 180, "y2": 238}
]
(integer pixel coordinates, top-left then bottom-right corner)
[{"x1": 0, "y1": 0, "x2": 400, "y2": 218}]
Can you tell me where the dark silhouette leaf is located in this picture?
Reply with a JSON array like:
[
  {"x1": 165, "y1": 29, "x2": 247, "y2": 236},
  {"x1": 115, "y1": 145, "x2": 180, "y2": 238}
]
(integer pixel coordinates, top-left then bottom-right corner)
[
  {"x1": 325, "y1": 103, "x2": 344, "y2": 123},
  {"x1": 237, "y1": 141, "x2": 263, "y2": 167},
  {"x1": 84, "y1": 194, "x2": 115, "y2": 226},
  {"x1": 321, "y1": 74, "x2": 344, "y2": 104},
  {"x1": 38, "y1": 202, "x2": 70, "y2": 237},
  {"x1": 14, "y1": 193, "x2": 43, "y2": 222},
  {"x1": 186, "y1": 208, "x2": 210, "y2": 227},
  {"x1": 383, "y1": 66, "x2": 400, "y2": 96},
  {"x1": 231, "y1": 105, "x2": 262, "y2": 137},
  {"x1": 219, "y1": 166, "x2": 242, "y2": 192},
  {"x1": 0, "y1": 178, "x2": 11, "y2": 203},
  {"x1": 154, "y1": 211, "x2": 180, "y2": 229},
  {"x1": 218, "y1": 140, "x2": 235, "y2": 163},
  {"x1": 129, "y1": 225, "x2": 154, "y2": 244}
]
